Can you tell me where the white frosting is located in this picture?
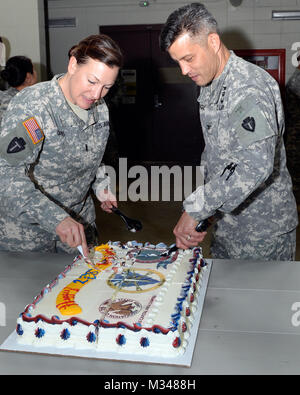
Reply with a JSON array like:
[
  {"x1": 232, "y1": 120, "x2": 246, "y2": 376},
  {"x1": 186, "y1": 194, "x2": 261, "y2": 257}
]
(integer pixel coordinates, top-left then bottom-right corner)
[{"x1": 16, "y1": 242, "x2": 207, "y2": 357}]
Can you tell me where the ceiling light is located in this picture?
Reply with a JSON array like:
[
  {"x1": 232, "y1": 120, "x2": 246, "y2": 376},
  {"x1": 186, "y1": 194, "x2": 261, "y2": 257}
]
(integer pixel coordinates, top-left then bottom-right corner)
[{"x1": 272, "y1": 10, "x2": 300, "y2": 20}]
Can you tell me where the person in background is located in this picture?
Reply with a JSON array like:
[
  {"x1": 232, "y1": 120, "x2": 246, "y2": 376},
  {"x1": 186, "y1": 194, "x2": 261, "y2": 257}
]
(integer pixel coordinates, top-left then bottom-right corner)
[
  {"x1": 0, "y1": 56, "x2": 37, "y2": 120},
  {"x1": 0, "y1": 34, "x2": 123, "y2": 256},
  {"x1": 160, "y1": 3, "x2": 298, "y2": 261},
  {"x1": 285, "y1": 49, "x2": 300, "y2": 209}
]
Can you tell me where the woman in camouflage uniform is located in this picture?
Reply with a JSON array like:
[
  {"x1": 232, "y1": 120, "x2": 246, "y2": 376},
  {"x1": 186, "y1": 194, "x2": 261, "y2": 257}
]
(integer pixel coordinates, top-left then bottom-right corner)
[
  {"x1": 0, "y1": 35, "x2": 123, "y2": 255},
  {"x1": 0, "y1": 56, "x2": 37, "y2": 121}
]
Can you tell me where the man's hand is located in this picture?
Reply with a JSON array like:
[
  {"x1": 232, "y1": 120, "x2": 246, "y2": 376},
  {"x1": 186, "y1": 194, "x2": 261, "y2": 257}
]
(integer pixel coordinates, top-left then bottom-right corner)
[
  {"x1": 173, "y1": 211, "x2": 207, "y2": 249},
  {"x1": 56, "y1": 216, "x2": 89, "y2": 256},
  {"x1": 97, "y1": 189, "x2": 117, "y2": 213}
]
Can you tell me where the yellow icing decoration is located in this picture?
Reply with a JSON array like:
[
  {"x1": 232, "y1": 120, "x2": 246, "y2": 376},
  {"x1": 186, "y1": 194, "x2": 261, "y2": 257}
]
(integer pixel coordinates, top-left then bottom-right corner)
[{"x1": 56, "y1": 245, "x2": 115, "y2": 316}]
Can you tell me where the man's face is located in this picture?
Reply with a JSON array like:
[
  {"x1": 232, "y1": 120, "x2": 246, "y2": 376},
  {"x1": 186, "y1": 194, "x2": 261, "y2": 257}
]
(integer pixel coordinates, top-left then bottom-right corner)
[
  {"x1": 168, "y1": 32, "x2": 221, "y2": 87},
  {"x1": 67, "y1": 57, "x2": 119, "y2": 109}
]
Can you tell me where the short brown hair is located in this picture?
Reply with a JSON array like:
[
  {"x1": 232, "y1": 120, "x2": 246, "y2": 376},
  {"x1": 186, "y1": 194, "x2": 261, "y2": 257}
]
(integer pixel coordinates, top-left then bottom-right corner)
[{"x1": 68, "y1": 34, "x2": 123, "y2": 68}]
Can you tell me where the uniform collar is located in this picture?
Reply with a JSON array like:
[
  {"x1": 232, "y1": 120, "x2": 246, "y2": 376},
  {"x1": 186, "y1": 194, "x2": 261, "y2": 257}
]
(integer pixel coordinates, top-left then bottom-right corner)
[{"x1": 198, "y1": 50, "x2": 235, "y2": 104}]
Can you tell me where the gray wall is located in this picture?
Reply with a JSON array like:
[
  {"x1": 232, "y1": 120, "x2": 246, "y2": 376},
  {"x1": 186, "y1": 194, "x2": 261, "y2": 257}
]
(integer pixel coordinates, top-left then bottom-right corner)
[{"x1": 48, "y1": 0, "x2": 300, "y2": 81}]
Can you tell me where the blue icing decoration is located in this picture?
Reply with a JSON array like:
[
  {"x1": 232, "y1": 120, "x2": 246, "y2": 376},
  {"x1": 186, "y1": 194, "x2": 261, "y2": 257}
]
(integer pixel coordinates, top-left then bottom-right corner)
[
  {"x1": 93, "y1": 319, "x2": 100, "y2": 325},
  {"x1": 71, "y1": 320, "x2": 78, "y2": 326},
  {"x1": 157, "y1": 259, "x2": 172, "y2": 269},
  {"x1": 171, "y1": 313, "x2": 181, "y2": 320},
  {"x1": 140, "y1": 337, "x2": 150, "y2": 347},
  {"x1": 16, "y1": 324, "x2": 23, "y2": 336},
  {"x1": 61, "y1": 328, "x2": 70, "y2": 340},
  {"x1": 156, "y1": 242, "x2": 167, "y2": 248},
  {"x1": 87, "y1": 332, "x2": 96, "y2": 343},
  {"x1": 153, "y1": 327, "x2": 161, "y2": 334},
  {"x1": 117, "y1": 334, "x2": 126, "y2": 346},
  {"x1": 35, "y1": 328, "x2": 45, "y2": 338}
]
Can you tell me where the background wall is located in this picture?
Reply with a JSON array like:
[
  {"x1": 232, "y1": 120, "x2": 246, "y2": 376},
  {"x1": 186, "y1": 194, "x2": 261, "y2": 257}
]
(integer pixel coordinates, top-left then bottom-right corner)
[
  {"x1": 0, "y1": 0, "x2": 47, "y2": 82},
  {"x1": 48, "y1": 0, "x2": 300, "y2": 82}
]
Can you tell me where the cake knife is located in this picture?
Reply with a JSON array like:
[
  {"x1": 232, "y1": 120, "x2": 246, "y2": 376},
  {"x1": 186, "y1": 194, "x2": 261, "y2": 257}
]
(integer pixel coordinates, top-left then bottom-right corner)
[{"x1": 77, "y1": 245, "x2": 95, "y2": 266}]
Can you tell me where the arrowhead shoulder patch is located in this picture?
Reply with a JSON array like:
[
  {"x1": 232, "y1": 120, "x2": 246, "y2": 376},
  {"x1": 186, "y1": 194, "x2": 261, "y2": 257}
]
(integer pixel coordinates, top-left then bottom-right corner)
[
  {"x1": 242, "y1": 116, "x2": 256, "y2": 132},
  {"x1": 0, "y1": 117, "x2": 44, "y2": 166},
  {"x1": 7, "y1": 137, "x2": 27, "y2": 154}
]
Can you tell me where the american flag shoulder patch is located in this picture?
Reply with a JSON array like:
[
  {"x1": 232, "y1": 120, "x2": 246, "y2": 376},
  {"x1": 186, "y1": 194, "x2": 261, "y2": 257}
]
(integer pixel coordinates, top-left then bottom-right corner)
[{"x1": 22, "y1": 117, "x2": 44, "y2": 144}]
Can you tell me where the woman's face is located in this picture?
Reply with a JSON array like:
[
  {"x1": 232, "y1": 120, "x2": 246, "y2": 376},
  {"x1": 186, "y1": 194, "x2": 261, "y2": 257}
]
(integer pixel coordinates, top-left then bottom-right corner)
[{"x1": 65, "y1": 56, "x2": 119, "y2": 109}]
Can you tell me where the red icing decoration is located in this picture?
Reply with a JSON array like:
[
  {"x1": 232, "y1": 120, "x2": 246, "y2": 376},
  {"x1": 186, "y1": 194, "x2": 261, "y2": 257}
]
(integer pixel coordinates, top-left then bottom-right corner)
[{"x1": 172, "y1": 337, "x2": 181, "y2": 348}]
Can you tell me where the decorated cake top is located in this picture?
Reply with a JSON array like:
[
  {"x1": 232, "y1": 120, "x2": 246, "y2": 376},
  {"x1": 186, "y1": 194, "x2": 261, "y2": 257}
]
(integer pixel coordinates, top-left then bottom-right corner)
[{"x1": 20, "y1": 242, "x2": 206, "y2": 335}]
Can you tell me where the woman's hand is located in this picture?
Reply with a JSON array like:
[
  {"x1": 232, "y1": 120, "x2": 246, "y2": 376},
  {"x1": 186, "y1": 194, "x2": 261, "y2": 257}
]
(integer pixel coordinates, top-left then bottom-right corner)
[
  {"x1": 56, "y1": 216, "x2": 89, "y2": 256},
  {"x1": 97, "y1": 188, "x2": 118, "y2": 213}
]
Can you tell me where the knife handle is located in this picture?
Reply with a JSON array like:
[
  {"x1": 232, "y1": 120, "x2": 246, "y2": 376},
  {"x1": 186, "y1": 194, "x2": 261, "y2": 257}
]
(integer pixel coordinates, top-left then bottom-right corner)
[{"x1": 195, "y1": 219, "x2": 210, "y2": 232}]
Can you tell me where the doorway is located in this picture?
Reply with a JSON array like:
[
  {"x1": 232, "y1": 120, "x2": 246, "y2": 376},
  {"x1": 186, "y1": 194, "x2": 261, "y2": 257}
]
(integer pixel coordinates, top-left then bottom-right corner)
[{"x1": 101, "y1": 24, "x2": 204, "y2": 164}]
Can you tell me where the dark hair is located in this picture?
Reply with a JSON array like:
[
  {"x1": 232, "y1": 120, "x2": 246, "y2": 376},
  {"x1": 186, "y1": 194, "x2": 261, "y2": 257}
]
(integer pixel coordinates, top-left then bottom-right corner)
[
  {"x1": 0, "y1": 56, "x2": 34, "y2": 87},
  {"x1": 160, "y1": 3, "x2": 219, "y2": 51},
  {"x1": 68, "y1": 34, "x2": 123, "y2": 68}
]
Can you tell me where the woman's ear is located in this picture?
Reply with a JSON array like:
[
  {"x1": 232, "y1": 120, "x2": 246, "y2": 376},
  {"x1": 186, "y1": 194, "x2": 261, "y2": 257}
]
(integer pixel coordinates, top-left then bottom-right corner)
[
  {"x1": 68, "y1": 56, "x2": 78, "y2": 75},
  {"x1": 24, "y1": 71, "x2": 36, "y2": 87}
]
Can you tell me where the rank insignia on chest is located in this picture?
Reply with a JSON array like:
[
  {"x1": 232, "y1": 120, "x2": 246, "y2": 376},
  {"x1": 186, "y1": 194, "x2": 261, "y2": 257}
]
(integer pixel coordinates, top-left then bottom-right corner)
[
  {"x1": 22, "y1": 117, "x2": 44, "y2": 144},
  {"x1": 242, "y1": 116, "x2": 256, "y2": 132}
]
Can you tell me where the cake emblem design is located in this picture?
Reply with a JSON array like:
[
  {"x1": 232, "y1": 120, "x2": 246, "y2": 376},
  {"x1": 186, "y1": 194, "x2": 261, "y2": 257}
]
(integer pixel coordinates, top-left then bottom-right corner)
[
  {"x1": 107, "y1": 268, "x2": 165, "y2": 293},
  {"x1": 99, "y1": 298, "x2": 142, "y2": 319}
]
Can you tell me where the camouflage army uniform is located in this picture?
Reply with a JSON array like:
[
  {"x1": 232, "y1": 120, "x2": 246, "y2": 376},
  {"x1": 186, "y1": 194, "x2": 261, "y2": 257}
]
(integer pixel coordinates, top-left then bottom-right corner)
[
  {"x1": 183, "y1": 52, "x2": 298, "y2": 261},
  {"x1": 0, "y1": 75, "x2": 110, "y2": 253},
  {"x1": 0, "y1": 86, "x2": 18, "y2": 121},
  {"x1": 285, "y1": 67, "x2": 300, "y2": 205}
]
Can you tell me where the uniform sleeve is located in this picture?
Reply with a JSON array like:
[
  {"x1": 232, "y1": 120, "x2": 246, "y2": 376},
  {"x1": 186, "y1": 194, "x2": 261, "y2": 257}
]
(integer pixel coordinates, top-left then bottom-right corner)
[
  {"x1": 0, "y1": 100, "x2": 69, "y2": 234},
  {"x1": 183, "y1": 94, "x2": 280, "y2": 220}
]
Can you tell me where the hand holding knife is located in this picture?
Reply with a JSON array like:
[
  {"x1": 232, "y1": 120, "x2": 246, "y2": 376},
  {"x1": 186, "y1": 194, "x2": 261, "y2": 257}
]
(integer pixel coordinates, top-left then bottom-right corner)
[{"x1": 162, "y1": 217, "x2": 211, "y2": 257}]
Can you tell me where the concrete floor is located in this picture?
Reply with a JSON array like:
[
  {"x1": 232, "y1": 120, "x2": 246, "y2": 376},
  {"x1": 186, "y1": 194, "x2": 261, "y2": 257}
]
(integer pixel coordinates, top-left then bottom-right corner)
[{"x1": 95, "y1": 199, "x2": 300, "y2": 261}]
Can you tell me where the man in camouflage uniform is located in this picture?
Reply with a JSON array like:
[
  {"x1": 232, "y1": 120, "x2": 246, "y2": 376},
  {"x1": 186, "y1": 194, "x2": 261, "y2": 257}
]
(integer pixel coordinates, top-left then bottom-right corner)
[
  {"x1": 160, "y1": 3, "x2": 298, "y2": 260},
  {"x1": 285, "y1": 50, "x2": 300, "y2": 206},
  {"x1": 0, "y1": 35, "x2": 122, "y2": 254}
]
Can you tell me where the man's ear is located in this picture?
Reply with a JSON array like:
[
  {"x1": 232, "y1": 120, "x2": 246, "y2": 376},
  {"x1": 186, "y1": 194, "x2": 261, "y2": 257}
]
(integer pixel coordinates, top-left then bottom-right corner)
[
  {"x1": 68, "y1": 56, "x2": 78, "y2": 75},
  {"x1": 207, "y1": 33, "x2": 221, "y2": 54}
]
